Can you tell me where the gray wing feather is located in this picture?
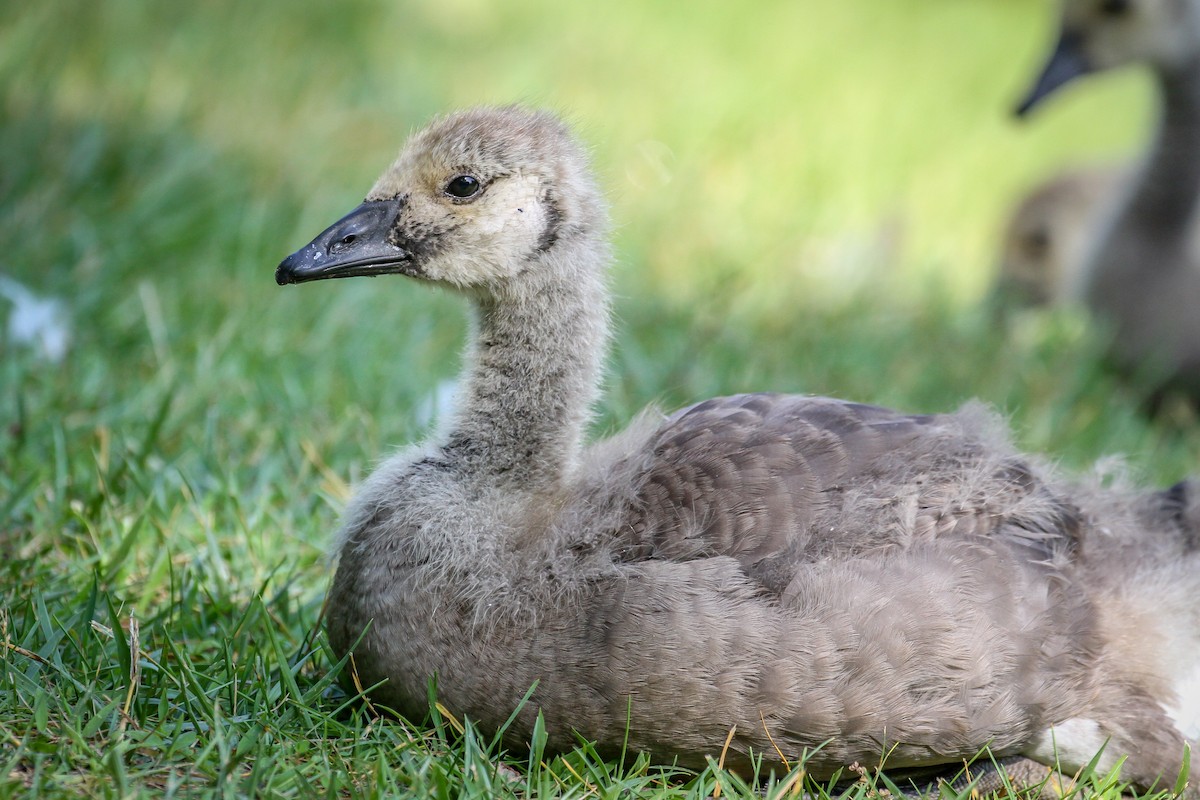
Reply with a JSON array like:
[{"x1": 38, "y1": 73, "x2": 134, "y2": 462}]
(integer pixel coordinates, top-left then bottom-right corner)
[{"x1": 619, "y1": 393, "x2": 1081, "y2": 577}]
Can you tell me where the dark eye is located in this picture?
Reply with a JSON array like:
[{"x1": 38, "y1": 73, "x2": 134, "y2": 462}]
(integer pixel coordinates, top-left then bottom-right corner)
[
  {"x1": 445, "y1": 175, "x2": 481, "y2": 199},
  {"x1": 1099, "y1": 0, "x2": 1130, "y2": 16},
  {"x1": 1023, "y1": 228, "x2": 1051, "y2": 258}
]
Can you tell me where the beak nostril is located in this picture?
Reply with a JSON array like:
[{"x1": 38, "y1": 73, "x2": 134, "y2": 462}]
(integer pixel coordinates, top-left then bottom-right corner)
[{"x1": 329, "y1": 233, "x2": 358, "y2": 254}]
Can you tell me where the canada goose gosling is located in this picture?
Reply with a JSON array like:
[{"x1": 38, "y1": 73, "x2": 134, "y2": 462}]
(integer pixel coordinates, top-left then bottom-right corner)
[{"x1": 277, "y1": 107, "x2": 1200, "y2": 792}]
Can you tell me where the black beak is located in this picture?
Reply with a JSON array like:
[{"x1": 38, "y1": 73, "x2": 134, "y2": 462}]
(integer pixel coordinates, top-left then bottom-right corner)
[
  {"x1": 276, "y1": 197, "x2": 411, "y2": 285},
  {"x1": 1015, "y1": 29, "x2": 1093, "y2": 118}
]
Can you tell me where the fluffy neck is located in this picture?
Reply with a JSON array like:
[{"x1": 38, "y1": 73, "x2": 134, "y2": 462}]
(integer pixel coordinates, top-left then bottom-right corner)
[
  {"x1": 1119, "y1": 56, "x2": 1200, "y2": 240},
  {"x1": 438, "y1": 239, "x2": 609, "y2": 492}
]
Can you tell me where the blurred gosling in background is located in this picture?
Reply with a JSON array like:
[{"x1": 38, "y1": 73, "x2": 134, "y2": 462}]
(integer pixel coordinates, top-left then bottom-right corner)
[
  {"x1": 994, "y1": 164, "x2": 1128, "y2": 307},
  {"x1": 1017, "y1": 0, "x2": 1200, "y2": 405}
]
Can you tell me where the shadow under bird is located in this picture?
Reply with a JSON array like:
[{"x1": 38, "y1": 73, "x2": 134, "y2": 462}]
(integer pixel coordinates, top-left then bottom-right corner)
[
  {"x1": 1017, "y1": 0, "x2": 1200, "y2": 405},
  {"x1": 277, "y1": 106, "x2": 1200, "y2": 793}
]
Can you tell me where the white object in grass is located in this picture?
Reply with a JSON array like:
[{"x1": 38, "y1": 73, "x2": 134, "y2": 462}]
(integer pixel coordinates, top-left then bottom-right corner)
[{"x1": 0, "y1": 273, "x2": 71, "y2": 363}]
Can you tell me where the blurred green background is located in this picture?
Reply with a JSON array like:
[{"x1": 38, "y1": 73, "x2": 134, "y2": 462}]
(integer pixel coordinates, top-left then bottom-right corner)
[{"x1": 5, "y1": 0, "x2": 1150, "y2": 305}]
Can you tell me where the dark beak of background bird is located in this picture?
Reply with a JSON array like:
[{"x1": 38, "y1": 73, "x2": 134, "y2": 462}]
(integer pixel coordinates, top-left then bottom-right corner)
[
  {"x1": 1015, "y1": 30, "x2": 1092, "y2": 117},
  {"x1": 276, "y1": 196, "x2": 409, "y2": 285}
]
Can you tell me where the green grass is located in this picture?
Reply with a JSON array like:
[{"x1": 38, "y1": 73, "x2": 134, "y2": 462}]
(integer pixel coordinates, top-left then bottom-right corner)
[{"x1": 1, "y1": 0, "x2": 1197, "y2": 797}]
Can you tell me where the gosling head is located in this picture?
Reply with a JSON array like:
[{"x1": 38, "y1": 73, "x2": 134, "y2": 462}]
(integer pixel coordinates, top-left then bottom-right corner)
[
  {"x1": 997, "y1": 212, "x2": 1060, "y2": 307},
  {"x1": 1016, "y1": 0, "x2": 1200, "y2": 116},
  {"x1": 276, "y1": 107, "x2": 603, "y2": 293},
  {"x1": 994, "y1": 167, "x2": 1120, "y2": 307}
]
